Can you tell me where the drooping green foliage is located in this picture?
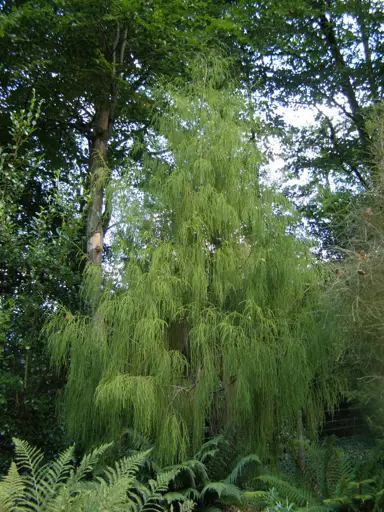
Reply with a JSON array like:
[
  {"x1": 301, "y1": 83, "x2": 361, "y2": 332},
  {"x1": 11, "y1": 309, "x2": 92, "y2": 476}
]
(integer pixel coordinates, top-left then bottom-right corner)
[{"x1": 47, "y1": 57, "x2": 346, "y2": 463}]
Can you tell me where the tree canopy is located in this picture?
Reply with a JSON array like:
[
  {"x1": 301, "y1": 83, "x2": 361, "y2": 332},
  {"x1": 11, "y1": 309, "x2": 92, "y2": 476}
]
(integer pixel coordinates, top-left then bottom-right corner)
[{"x1": 244, "y1": 0, "x2": 384, "y2": 249}]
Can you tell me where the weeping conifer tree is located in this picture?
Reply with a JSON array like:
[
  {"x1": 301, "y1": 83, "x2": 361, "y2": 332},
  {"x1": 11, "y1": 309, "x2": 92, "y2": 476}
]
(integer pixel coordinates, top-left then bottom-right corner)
[{"x1": 47, "y1": 57, "x2": 345, "y2": 463}]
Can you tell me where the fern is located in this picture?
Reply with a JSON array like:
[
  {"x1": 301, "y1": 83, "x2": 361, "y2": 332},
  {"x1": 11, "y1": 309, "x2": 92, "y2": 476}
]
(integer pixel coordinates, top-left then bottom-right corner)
[
  {"x1": 182, "y1": 460, "x2": 209, "y2": 486},
  {"x1": 0, "y1": 462, "x2": 24, "y2": 512},
  {"x1": 66, "y1": 442, "x2": 113, "y2": 485},
  {"x1": 177, "y1": 500, "x2": 196, "y2": 512},
  {"x1": 195, "y1": 436, "x2": 228, "y2": 464},
  {"x1": 256, "y1": 438, "x2": 384, "y2": 512},
  {"x1": 257, "y1": 474, "x2": 316, "y2": 508},
  {"x1": 0, "y1": 438, "x2": 159, "y2": 512},
  {"x1": 181, "y1": 488, "x2": 201, "y2": 501},
  {"x1": 224, "y1": 454, "x2": 261, "y2": 484},
  {"x1": 200, "y1": 482, "x2": 241, "y2": 502},
  {"x1": 195, "y1": 436, "x2": 237, "y2": 482},
  {"x1": 36, "y1": 444, "x2": 76, "y2": 511},
  {"x1": 154, "y1": 438, "x2": 251, "y2": 512},
  {"x1": 12, "y1": 438, "x2": 46, "y2": 510}
]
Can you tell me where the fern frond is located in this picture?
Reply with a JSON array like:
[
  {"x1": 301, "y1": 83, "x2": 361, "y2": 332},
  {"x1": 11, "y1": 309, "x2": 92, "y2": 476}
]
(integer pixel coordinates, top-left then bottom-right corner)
[
  {"x1": 159, "y1": 465, "x2": 195, "y2": 490},
  {"x1": 195, "y1": 436, "x2": 228, "y2": 463},
  {"x1": 34, "y1": 445, "x2": 76, "y2": 510},
  {"x1": 224, "y1": 454, "x2": 261, "y2": 484},
  {"x1": 178, "y1": 499, "x2": 196, "y2": 512},
  {"x1": 13, "y1": 437, "x2": 45, "y2": 509},
  {"x1": 0, "y1": 462, "x2": 24, "y2": 512},
  {"x1": 110, "y1": 449, "x2": 151, "y2": 483},
  {"x1": 79, "y1": 452, "x2": 150, "y2": 512},
  {"x1": 183, "y1": 459, "x2": 209, "y2": 485},
  {"x1": 13, "y1": 438, "x2": 44, "y2": 474},
  {"x1": 94, "y1": 475, "x2": 139, "y2": 511},
  {"x1": 84, "y1": 450, "x2": 151, "y2": 510},
  {"x1": 161, "y1": 459, "x2": 209, "y2": 491},
  {"x1": 163, "y1": 491, "x2": 188, "y2": 503},
  {"x1": 201, "y1": 482, "x2": 241, "y2": 502},
  {"x1": 257, "y1": 474, "x2": 316, "y2": 507},
  {"x1": 127, "y1": 483, "x2": 147, "y2": 510},
  {"x1": 67, "y1": 442, "x2": 113, "y2": 485},
  {"x1": 41, "y1": 445, "x2": 75, "y2": 484},
  {"x1": 182, "y1": 488, "x2": 201, "y2": 500},
  {"x1": 135, "y1": 481, "x2": 165, "y2": 512},
  {"x1": 67, "y1": 476, "x2": 133, "y2": 511},
  {"x1": 154, "y1": 469, "x2": 181, "y2": 494},
  {"x1": 196, "y1": 450, "x2": 218, "y2": 464}
]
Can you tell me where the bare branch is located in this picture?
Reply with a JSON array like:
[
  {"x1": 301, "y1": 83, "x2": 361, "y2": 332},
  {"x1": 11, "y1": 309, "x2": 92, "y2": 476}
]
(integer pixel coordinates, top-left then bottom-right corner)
[
  {"x1": 112, "y1": 21, "x2": 120, "y2": 75},
  {"x1": 315, "y1": 105, "x2": 368, "y2": 188},
  {"x1": 119, "y1": 26, "x2": 128, "y2": 67}
]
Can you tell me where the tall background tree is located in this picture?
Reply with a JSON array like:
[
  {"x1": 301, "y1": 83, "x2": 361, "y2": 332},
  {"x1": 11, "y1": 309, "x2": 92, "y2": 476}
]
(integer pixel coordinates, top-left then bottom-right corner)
[
  {"x1": 0, "y1": 0, "x2": 244, "y2": 459},
  {"x1": 244, "y1": 0, "x2": 384, "y2": 249},
  {"x1": 0, "y1": 94, "x2": 83, "y2": 466},
  {"x1": 1, "y1": 0, "x2": 244, "y2": 263}
]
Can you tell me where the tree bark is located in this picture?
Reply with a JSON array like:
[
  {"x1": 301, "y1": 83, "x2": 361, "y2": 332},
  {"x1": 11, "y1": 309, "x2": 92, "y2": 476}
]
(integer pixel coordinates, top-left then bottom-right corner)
[
  {"x1": 86, "y1": 108, "x2": 110, "y2": 265},
  {"x1": 86, "y1": 22, "x2": 128, "y2": 265},
  {"x1": 356, "y1": 1, "x2": 379, "y2": 100}
]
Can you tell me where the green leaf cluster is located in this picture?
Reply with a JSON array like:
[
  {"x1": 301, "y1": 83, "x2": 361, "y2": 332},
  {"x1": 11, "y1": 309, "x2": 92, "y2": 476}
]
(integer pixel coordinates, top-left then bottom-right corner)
[
  {"x1": 47, "y1": 56, "x2": 346, "y2": 464},
  {"x1": 0, "y1": 94, "x2": 84, "y2": 467}
]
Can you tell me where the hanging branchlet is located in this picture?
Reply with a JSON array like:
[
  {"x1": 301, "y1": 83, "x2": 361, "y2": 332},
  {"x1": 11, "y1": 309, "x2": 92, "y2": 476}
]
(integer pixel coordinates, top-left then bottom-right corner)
[{"x1": 47, "y1": 55, "x2": 345, "y2": 464}]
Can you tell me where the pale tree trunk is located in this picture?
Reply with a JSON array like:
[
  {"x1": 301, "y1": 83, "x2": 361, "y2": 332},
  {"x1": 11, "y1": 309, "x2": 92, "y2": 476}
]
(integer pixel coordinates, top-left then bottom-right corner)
[
  {"x1": 86, "y1": 23, "x2": 128, "y2": 265},
  {"x1": 86, "y1": 108, "x2": 110, "y2": 265}
]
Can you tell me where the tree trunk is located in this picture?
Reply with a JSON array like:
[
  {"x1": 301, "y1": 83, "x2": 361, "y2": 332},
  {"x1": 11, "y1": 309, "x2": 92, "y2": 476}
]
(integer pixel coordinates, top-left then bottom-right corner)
[
  {"x1": 315, "y1": 4, "x2": 370, "y2": 149},
  {"x1": 85, "y1": 23, "x2": 127, "y2": 265},
  {"x1": 356, "y1": 0, "x2": 378, "y2": 101},
  {"x1": 86, "y1": 108, "x2": 110, "y2": 265}
]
